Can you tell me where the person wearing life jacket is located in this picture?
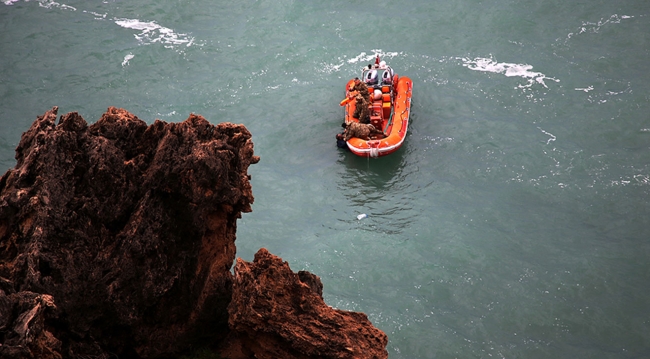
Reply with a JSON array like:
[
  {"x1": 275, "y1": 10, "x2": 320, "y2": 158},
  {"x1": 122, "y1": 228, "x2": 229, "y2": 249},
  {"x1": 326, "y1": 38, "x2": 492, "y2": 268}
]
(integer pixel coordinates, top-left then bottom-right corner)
[
  {"x1": 342, "y1": 122, "x2": 382, "y2": 141},
  {"x1": 352, "y1": 93, "x2": 370, "y2": 124},
  {"x1": 335, "y1": 131, "x2": 350, "y2": 150},
  {"x1": 349, "y1": 77, "x2": 370, "y2": 102},
  {"x1": 347, "y1": 77, "x2": 371, "y2": 121}
]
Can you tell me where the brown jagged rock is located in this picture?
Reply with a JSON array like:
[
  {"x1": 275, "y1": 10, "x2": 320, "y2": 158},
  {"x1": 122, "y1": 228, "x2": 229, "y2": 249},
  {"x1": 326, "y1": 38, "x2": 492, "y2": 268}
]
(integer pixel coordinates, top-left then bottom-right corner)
[
  {"x1": 0, "y1": 291, "x2": 62, "y2": 359},
  {"x1": 222, "y1": 248, "x2": 388, "y2": 359},
  {"x1": 0, "y1": 106, "x2": 259, "y2": 358},
  {"x1": 0, "y1": 107, "x2": 389, "y2": 359}
]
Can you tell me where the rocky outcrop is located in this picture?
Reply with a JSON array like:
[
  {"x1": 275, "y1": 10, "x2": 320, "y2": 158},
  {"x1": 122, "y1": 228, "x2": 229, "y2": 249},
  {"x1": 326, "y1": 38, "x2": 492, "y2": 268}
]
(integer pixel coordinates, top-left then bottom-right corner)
[
  {"x1": 0, "y1": 107, "x2": 388, "y2": 358},
  {"x1": 0, "y1": 106, "x2": 258, "y2": 358},
  {"x1": 0, "y1": 291, "x2": 62, "y2": 359},
  {"x1": 222, "y1": 248, "x2": 388, "y2": 359}
]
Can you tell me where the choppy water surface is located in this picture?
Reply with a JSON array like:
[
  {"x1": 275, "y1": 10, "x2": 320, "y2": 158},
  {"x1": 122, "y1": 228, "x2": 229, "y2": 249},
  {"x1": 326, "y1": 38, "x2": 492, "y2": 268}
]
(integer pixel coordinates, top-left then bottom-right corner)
[{"x1": 2, "y1": 1, "x2": 650, "y2": 357}]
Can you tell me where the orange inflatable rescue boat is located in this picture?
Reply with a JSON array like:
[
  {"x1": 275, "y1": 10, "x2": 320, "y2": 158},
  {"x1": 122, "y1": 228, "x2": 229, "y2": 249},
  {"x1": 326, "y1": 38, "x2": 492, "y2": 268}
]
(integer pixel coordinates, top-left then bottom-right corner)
[{"x1": 339, "y1": 56, "x2": 413, "y2": 157}]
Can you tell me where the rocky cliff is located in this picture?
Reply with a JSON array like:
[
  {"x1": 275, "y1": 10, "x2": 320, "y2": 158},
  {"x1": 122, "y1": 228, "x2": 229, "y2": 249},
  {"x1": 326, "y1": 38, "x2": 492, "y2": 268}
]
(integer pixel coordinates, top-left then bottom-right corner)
[
  {"x1": 0, "y1": 107, "x2": 388, "y2": 359},
  {"x1": 221, "y1": 248, "x2": 387, "y2": 359}
]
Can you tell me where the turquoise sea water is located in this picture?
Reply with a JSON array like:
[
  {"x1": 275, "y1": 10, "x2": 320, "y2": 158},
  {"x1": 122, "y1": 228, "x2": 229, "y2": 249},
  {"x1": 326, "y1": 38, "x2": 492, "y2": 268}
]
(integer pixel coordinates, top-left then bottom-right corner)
[{"x1": 2, "y1": 1, "x2": 650, "y2": 357}]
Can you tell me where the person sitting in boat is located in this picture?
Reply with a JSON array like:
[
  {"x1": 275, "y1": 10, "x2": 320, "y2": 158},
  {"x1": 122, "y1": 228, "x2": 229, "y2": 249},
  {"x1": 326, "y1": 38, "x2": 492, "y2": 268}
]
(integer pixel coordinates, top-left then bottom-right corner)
[
  {"x1": 342, "y1": 122, "x2": 383, "y2": 141},
  {"x1": 349, "y1": 77, "x2": 370, "y2": 102},
  {"x1": 352, "y1": 93, "x2": 370, "y2": 124}
]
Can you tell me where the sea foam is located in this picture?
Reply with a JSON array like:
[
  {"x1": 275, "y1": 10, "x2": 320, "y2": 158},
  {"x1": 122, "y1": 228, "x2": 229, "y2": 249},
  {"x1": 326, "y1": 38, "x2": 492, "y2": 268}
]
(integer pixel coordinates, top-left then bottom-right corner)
[
  {"x1": 114, "y1": 18, "x2": 196, "y2": 49},
  {"x1": 460, "y1": 57, "x2": 559, "y2": 88}
]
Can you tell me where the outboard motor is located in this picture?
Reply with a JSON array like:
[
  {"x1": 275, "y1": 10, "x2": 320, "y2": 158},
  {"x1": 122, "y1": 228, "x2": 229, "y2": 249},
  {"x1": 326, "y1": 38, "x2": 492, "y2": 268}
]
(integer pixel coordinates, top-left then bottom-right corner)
[
  {"x1": 382, "y1": 67, "x2": 394, "y2": 85},
  {"x1": 365, "y1": 69, "x2": 378, "y2": 85}
]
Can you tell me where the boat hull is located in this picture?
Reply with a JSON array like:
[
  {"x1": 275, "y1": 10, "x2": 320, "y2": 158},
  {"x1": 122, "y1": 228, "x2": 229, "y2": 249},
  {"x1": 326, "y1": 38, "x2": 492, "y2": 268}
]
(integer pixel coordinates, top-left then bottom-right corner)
[{"x1": 343, "y1": 76, "x2": 413, "y2": 158}]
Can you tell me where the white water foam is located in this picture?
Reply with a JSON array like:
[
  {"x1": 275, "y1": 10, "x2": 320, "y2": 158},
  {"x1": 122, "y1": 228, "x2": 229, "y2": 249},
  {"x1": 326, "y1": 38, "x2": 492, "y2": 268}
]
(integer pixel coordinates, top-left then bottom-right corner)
[
  {"x1": 121, "y1": 53, "x2": 134, "y2": 67},
  {"x1": 566, "y1": 14, "x2": 635, "y2": 40},
  {"x1": 319, "y1": 51, "x2": 397, "y2": 75},
  {"x1": 575, "y1": 86, "x2": 594, "y2": 92},
  {"x1": 320, "y1": 60, "x2": 345, "y2": 74},
  {"x1": 538, "y1": 127, "x2": 557, "y2": 145},
  {"x1": 347, "y1": 50, "x2": 401, "y2": 65},
  {"x1": 156, "y1": 111, "x2": 177, "y2": 118},
  {"x1": 37, "y1": 0, "x2": 75, "y2": 10},
  {"x1": 460, "y1": 57, "x2": 559, "y2": 89},
  {"x1": 114, "y1": 18, "x2": 196, "y2": 49},
  {"x1": 83, "y1": 10, "x2": 107, "y2": 19},
  {"x1": 2, "y1": 0, "x2": 71, "y2": 8},
  {"x1": 3, "y1": 1, "x2": 200, "y2": 56}
]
